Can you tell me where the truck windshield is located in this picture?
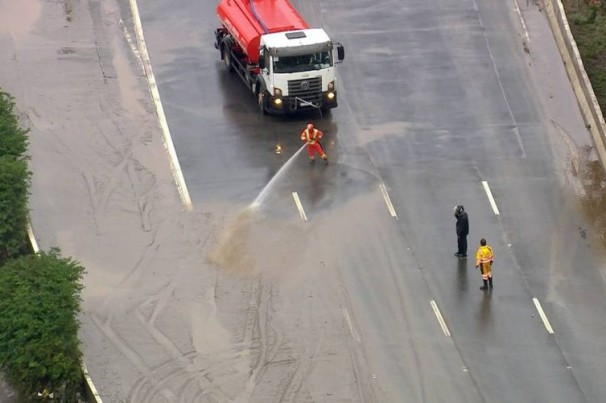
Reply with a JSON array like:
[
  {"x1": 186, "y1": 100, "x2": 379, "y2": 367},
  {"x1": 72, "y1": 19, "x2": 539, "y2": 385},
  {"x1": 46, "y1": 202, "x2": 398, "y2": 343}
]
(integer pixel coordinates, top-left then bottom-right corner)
[{"x1": 273, "y1": 51, "x2": 332, "y2": 73}]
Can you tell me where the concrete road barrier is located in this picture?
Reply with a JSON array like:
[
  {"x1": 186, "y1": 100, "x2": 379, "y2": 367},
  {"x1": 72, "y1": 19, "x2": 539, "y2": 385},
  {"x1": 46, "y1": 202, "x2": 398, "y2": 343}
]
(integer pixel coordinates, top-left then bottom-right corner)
[{"x1": 542, "y1": 0, "x2": 606, "y2": 170}]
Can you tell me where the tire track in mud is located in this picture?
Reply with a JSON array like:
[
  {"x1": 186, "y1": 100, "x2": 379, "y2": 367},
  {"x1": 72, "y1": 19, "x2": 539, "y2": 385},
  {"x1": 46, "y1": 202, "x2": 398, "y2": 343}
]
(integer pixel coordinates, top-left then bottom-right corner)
[
  {"x1": 82, "y1": 118, "x2": 156, "y2": 234},
  {"x1": 134, "y1": 284, "x2": 182, "y2": 358},
  {"x1": 95, "y1": 212, "x2": 267, "y2": 403},
  {"x1": 129, "y1": 358, "x2": 184, "y2": 402},
  {"x1": 241, "y1": 279, "x2": 317, "y2": 403},
  {"x1": 207, "y1": 208, "x2": 368, "y2": 402},
  {"x1": 237, "y1": 278, "x2": 285, "y2": 400},
  {"x1": 308, "y1": 225, "x2": 376, "y2": 403},
  {"x1": 274, "y1": 283, "x2": 325, "y2": 403},
  {"x1": 129, "y1": 275, "x2": 236, "y2": 402},
  {"x1": 209, "y1": 212, "x2": 313, "y2": 402}
]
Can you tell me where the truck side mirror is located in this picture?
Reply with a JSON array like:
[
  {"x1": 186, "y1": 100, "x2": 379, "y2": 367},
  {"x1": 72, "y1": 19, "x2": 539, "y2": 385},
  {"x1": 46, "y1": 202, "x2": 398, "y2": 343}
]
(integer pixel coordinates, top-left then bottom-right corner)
[
  {"x1": 259, "y1": 48, "x2": 266, "y2": 69},
  {"x1": 336, "y1": 43, "x2": 345, "y2": 63}
]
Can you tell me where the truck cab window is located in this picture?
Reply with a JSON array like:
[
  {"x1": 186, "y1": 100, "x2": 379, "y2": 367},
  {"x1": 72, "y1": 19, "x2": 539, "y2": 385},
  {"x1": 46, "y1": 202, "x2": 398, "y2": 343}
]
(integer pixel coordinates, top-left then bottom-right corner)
[{"x1": 273, "y1": 51, "x2": 333, "y2": 73}]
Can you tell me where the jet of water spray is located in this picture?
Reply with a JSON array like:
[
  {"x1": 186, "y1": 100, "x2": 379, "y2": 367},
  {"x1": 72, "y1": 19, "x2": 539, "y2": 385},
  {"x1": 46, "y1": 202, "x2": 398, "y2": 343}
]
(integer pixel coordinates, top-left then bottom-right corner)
[{"x1": 250, "y1": 144, "x2": 306, "y2": 208}]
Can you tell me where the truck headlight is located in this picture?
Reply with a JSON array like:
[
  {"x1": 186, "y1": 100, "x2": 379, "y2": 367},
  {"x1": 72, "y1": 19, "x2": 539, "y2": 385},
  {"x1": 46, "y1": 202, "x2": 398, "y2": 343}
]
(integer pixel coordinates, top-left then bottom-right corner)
[
  {"x1": 327, "y1": 92, "x2": 335, "y2": 100},
  {"x1": 274, "y1": 88, "x2": 282, "y2": 97},
  {"x1": 273, "y1": 98, "x2": 283, "y2": 107},
  {"x1": 328, "y1": 81, "x2": 335, "y2": 91}
]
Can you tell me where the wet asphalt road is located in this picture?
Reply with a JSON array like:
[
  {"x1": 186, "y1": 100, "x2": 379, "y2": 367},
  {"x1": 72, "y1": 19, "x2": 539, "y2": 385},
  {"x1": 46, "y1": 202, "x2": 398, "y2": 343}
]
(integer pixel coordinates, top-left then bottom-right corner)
[{"x1": 132, "y1": 0, "x2": 606, "y2": 401}]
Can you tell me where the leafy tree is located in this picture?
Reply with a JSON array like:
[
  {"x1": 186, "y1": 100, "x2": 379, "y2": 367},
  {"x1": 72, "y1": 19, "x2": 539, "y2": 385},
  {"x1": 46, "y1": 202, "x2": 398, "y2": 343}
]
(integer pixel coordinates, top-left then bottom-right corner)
[{"x1": 0, "y1": 249, "x2": 85, "y2": 401}]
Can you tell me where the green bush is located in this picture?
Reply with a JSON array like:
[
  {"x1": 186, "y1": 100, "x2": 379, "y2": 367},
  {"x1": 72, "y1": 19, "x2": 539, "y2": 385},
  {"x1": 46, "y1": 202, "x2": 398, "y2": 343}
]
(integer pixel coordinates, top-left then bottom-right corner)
[
  {"x1": 0, "y1": 156, "x2": 31, "y2": 264},
  {"x1": 0, "y1": 90, "x2": 31, "y2": 265},
  {"x1": 0, "y1": 249, "x2": 85, "y2": 401},
  {"x1": 0, "y1": 91, "x2": 29, "y2": 160},
  {"x1": 0, "y1": 89, "x2": 85, "y2": 400}
]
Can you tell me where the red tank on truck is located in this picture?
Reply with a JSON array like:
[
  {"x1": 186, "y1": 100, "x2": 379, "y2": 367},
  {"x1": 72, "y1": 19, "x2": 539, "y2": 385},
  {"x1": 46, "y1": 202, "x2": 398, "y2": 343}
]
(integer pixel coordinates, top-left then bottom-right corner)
[{"x1": 214, "y1": 0, "x2": 345, "y2": 115}]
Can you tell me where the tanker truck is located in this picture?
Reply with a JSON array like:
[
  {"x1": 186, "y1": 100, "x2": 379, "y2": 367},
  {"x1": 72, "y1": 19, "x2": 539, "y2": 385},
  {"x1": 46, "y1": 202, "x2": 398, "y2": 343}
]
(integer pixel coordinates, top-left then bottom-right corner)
[{"x1": 214, "y1": 0, "x2": 344, "y2": 115}]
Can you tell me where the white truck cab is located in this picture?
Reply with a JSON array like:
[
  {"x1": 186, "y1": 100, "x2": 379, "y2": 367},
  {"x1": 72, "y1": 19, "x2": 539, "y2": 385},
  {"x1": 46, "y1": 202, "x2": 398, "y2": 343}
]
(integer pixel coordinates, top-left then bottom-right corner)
[{"x1": 258, "y1": 29, "x2": 344, "y2": 114}]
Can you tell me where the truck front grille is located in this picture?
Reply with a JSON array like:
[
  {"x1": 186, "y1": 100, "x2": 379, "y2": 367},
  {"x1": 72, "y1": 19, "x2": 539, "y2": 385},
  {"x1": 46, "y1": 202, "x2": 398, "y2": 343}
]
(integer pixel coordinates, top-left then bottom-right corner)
[{"x1": 287, "y1": 77, "x2": 322, "y2": 109}]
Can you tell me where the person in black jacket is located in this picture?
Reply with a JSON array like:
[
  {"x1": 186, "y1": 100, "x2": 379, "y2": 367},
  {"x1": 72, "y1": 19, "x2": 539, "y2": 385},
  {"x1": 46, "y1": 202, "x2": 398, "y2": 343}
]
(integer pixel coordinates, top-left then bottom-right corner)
[{"x1": 454, "y1": 205, "x2": 469, "y2": 258}]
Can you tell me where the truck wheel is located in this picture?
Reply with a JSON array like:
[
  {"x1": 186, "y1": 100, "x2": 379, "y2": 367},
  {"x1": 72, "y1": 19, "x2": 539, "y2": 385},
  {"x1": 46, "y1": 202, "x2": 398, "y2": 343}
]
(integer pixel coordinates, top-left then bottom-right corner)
[
  {"x1": 222, "y1": 45, "x2": 233, "y2": 73},
  {"x1": 257, "y1": 91, "x2": 268, "y2": 115}
]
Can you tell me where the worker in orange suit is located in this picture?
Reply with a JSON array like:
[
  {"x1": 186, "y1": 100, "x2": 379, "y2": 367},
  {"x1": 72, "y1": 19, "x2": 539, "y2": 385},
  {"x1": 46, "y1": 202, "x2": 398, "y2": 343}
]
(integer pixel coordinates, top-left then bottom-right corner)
[
  {"x1": 300, "y1": 123, "x2": 328, "y2": 164},
  {"x1": 475, "y1": 238, "x2": 494, "y2": 290}
]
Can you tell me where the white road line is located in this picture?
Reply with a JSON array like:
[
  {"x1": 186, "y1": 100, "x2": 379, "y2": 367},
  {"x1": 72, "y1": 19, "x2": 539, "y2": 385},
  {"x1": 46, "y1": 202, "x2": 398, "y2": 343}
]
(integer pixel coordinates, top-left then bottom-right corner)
[
  {"x1": 430, "y1": 300, "x2": 451, "y2": 337},
  {"x1": 472, "y1": 0, "x2": 527, "y2": 159},
  {"x1": 379, "y1": 184, "x2": 398, "y2": 219},
  {"x1": 513, "y1": 0, "x2": 530, "y2": 44},
  {"x1": 533, "y1": 298, "x2": 554, "y2": 334},
  {"x1": 129, "y1": 0, "x2": 193, "y2": 211},
  {"x1": 292, "y1": 192, "x2": 308, "y2": 222},
  {"x1": 81, "y1": 362, "x2": 104, "y2": 403},
  {"x1": 27, "y1": 220, "x2": 39, "y2": 253},
  {"x1": 119, "y1": 19, "x2": 144, "y2": 71},
  {"x1": 342, "y1": 309, "x2": 361, "y2": 342},
  {"x1": 482, "y1": 181, "x2": 500, "y2": 215}
]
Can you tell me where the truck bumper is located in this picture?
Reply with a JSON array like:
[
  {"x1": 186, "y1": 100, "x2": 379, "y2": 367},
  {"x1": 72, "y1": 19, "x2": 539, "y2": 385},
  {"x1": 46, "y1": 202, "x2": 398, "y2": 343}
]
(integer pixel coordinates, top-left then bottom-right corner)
[{"x1": 266, "y1": 91, "x2": 338, "y2": 114}]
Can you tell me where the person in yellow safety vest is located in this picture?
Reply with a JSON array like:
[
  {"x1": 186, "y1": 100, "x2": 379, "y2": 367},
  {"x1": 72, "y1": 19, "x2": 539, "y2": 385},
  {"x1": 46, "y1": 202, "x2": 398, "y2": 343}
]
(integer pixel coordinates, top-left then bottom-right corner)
[
  {"x1": 300, "y1": 123, "x2": 328, "y2": 164},
  {"x1": 475, "y1": 238, "x2": 494, "y2": 290}
]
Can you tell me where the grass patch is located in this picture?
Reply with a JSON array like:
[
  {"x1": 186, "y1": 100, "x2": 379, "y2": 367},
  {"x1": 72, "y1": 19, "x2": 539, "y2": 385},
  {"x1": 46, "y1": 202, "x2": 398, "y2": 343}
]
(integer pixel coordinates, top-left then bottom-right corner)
[{"x1": 562, "y1": 1, "x2": 606, "y2": 113}]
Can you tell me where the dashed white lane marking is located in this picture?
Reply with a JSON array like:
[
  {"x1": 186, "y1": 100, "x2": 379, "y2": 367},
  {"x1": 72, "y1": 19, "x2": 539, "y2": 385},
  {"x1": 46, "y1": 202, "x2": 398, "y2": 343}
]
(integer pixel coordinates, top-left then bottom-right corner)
[
  {"x1": 430, "y1": 300, "x2": 451, "y2": 337},
  {"x1": 533, "y1": 298, "x2": 554, "y2": 334},
  {"x1": 472, "y1": 0, "x2": 527, "y2": 159},
  {"x1": 129, "y1": 0, "x2": 193, "y2": 211},
  {"x1": 292, "y1": 192, "x2": 308, "y2": 222},
  {"x1": 342, "y1": 309, "x2": 361, "y2": 342},
  {"x1": 482, "y1": 181, "x2": 500, "y2": 215},
  {"x1": 379, "y1": 184, "x2": 398, "y2": 219},
  {"x1": 513, "y1": 0, "x2": 530, "y2": 44}
]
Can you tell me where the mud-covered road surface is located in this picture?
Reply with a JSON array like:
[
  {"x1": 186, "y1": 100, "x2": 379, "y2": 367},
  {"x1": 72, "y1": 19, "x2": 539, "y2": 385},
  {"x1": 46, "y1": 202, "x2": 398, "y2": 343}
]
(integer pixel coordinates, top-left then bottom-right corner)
[
  {"x1": 0, "y1": 0, "x2": 362, "y2": 401},
  {"x1": 3, "y1": 0, "x2": 606, "y2": 402}
]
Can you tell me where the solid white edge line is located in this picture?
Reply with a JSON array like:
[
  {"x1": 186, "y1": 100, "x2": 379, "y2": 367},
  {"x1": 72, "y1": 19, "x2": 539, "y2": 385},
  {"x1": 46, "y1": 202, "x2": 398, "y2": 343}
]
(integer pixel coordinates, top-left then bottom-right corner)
[
  {"x1": 119, "y1": 19, "x2": 144, "y2": 71},
  {"x1": 342, "y1": 309, "x2": 361, "y2": 342},
  {"x1": 27, "y1": 219, "x2": 39, "y2": 253},
  {"x1": 533, "y1": 298, "x2": 555, "y2": 334},
  {"x1": 482, "y1": 181, "x2": 500, "y2": 215},
  {"x1": 81, "y1": 362, "x2": 104, "y2": 403},
  {"x1": 129, "y1": 0, "x2": 193, "y2": 211},
  {"x1": 430, "y1": 300, "x2": 451, "y2": 337},
  {"x1": 292, "y1": 192, "x2": 308, "y2": 222},
  {"x1": 379, "y1": 184, "x2": 398, "y2": 219},
  {"x1": 513, "y1": 0, "x2": 530, "y2": 43}
]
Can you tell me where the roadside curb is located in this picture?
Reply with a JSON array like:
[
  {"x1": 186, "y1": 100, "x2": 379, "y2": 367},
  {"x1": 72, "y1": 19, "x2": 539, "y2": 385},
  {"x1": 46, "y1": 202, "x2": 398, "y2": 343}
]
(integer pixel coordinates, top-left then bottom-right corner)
[
  {"x1": 80, "y1": 362, "x2": 103, "y2": 403},
  {"x1": 542, "y1": 0, "x2": 606, "y2": 170},
  {"x1": 26, "y1": 221, "x2": 103, "y2": 403}
]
